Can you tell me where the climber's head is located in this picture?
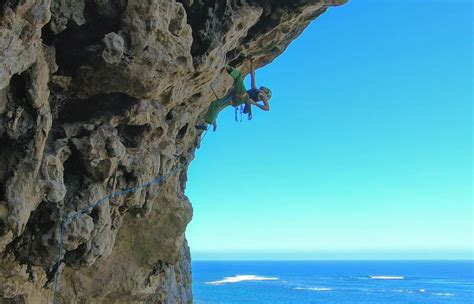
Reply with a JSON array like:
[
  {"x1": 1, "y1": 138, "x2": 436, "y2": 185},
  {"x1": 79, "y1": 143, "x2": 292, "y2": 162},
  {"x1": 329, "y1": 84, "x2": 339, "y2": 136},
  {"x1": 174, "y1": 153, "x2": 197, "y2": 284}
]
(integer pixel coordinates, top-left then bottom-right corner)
[{"x1": 258, "y1": 86, "x2": 272, "y2": 101}]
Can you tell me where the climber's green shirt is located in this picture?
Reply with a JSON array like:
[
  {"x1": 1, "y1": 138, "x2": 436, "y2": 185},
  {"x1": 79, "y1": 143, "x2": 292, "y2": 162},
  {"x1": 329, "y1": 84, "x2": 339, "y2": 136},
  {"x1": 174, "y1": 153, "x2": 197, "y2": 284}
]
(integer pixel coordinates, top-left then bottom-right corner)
[{"x1": 204, "y1": 68, "x2": 248, "y2": 124}]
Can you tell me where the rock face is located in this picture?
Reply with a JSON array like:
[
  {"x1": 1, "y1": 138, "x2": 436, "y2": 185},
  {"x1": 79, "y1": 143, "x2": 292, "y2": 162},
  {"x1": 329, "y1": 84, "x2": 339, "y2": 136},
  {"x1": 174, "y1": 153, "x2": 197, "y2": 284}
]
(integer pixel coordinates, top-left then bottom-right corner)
[{"x1": 0, "y1": 0, "x2": 345, "y2": 303}]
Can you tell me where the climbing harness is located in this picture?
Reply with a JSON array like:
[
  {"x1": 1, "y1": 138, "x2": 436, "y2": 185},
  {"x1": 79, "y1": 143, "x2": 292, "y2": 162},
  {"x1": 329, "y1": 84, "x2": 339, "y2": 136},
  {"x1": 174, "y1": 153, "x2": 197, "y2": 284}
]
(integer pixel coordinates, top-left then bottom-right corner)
[
  {"x1": 210, "y1": 84, "x2": 252, "y2": 125},
  {"x1": 51, "y1": 129, "x2": 209, "y2": 304},
  {"x1": 234, "y1": 91, "x2": 248, "y2": 100}
]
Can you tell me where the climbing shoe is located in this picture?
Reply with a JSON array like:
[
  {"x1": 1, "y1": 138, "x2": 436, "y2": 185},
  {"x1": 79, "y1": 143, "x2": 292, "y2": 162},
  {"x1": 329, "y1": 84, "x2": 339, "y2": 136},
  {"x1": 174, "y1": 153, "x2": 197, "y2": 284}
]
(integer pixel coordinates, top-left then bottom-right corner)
[{"x1": 195, "y1": 124, "x2": 208, "y2": 131}]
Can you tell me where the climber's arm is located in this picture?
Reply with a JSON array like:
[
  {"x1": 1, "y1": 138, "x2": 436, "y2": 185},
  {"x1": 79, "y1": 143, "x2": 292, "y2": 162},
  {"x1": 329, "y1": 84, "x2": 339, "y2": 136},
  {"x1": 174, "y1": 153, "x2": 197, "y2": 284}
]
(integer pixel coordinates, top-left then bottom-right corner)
[
  {"x1": 249, "y1": 94, "x2": 270, "y2": 111},
  {"x1": 250, "y1": 60, "x2": 257, "y2": 89}
]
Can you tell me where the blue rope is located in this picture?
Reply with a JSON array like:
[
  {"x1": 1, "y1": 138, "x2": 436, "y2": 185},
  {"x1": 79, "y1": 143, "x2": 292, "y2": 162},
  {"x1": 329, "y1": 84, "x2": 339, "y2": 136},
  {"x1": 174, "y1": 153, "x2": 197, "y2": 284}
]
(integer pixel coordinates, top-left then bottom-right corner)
[{"x1": 51, "y1": 129, "x2": 208, "y2": 304}]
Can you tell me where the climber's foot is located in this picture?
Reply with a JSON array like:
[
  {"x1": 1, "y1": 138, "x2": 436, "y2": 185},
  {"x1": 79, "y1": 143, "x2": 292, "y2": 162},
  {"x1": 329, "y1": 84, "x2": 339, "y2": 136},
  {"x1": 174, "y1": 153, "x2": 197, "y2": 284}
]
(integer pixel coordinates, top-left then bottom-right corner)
[{"x1": 195, "y1": 124, "x2": 208, "y2": 131}]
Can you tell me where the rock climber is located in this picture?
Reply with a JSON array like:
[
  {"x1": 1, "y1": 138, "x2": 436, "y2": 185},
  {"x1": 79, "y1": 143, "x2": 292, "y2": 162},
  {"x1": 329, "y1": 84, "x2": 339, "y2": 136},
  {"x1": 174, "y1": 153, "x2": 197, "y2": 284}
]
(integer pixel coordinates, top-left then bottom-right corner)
[{"x1": 195, "y1": 60, "x2": 272, "y2": 131}]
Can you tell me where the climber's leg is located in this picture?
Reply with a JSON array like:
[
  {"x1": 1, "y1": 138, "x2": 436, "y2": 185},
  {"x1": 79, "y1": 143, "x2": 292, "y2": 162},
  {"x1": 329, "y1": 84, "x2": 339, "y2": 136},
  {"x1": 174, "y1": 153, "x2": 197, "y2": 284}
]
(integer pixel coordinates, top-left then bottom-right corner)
[{"x1": 195, "y1": 94, "x2": 232, "y2": 131}]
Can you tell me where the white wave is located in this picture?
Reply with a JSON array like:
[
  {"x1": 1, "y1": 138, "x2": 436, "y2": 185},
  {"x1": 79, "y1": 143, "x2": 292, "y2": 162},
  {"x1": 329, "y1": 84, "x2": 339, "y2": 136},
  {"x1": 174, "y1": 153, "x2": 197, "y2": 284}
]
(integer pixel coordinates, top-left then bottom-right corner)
[
  {"x1": 294, "y1": 287, "x2": 333, "y2": 291},
  {"x1": 205, "y1": 275, "x2": 278, "y2": 285},
  {"x1": 394, "y1": 289, "x2": 426, "y2": 294},
  {"x1": 432, "y1": 292, "x2": 454, "y2": 296},
  {"x1": 370, "y1": 276, "x2": 404, "y2": 280}
]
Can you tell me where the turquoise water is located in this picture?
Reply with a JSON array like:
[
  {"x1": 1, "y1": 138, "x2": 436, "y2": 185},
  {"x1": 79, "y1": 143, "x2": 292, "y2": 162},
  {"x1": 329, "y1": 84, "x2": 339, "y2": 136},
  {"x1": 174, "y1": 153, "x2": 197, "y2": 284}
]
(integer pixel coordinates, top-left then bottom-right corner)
[{"x1": 192, "y1": 261, "x2": 473, "y2": 303}]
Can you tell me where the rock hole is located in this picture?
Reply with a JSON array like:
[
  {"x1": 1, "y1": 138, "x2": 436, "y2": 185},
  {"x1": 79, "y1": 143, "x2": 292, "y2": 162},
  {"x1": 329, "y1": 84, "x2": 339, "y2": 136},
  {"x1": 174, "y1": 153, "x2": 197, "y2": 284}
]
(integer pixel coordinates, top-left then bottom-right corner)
[
  {"x1": 229, "y1": 54, "x2": 245, "y2": 67},
  {"x1": 64, "y1": 243, "x2": 88, "y2": 265},
  {"x1": 6, "y1": 202, "x2": 58, "y2": 267},
  {"x1": 62, "y1": 143, "x2": 84, "y2": 203},
  {"x1": 165, "y1": 109, "x2": 174, "y2": 121},
  {"x1": 8, "y1": 72, "x2": 28, "y2": 101},
  {"x1": 162, "y1": 88, "x2": 173, "y2": 105},
  {"x1": 176, "y1": 56, "x2": 187, "y2": 65},
  {"x1": 8, "y1": 70, "x2": 36, "y2": 117},
  {"x1": 3, "y1": 69, "x2": 37, "y2": 142},
  {"x1": 122, "y1": 171, "x2": 136, "y2": 187},
  {"x1": 168, "y1": 6, "x2": 184, "y2": 36},
  {"x1": 90, "y1": 207, "x2": 100, "y2": 223},
  {"x1": 119, "y1": 124, "x2": 151, "y2": 148},
  {"x1": 63, "y1": 143, "x2": 82, "y2": 176},
  {"x1": 153, "y1": 127, "x2": 164, "y2": 140},
  {"x1": 41, "y1": 21, "x2": 56, "y2": 46},
  {"x1": 176, "y1": 124, "x2": 188, "y2": 141},
  {"x1": 93, "y1": 158, "x2": 113, "y2": 181},
  {"x1": 177, "y1": 1, "x2": 230, "y2": 58},
  {"x1": 0, "y1": 137, "x2": 25, "y2": 198},
  {"x1": 0, "y1": 219, "x2": 6, "y2": 237},
  {"x1": 58, "y1": 92, "x2": 137, "y2": 123},
  {"x1": 0, "y1": 0, "x2": 20, "y2": 16},
  {"x1": 271, "y1": 46, "x2": 281, "y2": 54},
  {"x1": 45, "y1": 0, "x2": 125, "y2": 76}
]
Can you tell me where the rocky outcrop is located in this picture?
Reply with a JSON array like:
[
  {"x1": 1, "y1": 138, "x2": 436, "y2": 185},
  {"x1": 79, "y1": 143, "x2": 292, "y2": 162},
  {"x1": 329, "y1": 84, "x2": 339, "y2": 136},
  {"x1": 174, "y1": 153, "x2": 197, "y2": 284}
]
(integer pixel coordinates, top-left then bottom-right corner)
[{"x1": 0, "y1": 0, "x2": 346, "y2": 303}]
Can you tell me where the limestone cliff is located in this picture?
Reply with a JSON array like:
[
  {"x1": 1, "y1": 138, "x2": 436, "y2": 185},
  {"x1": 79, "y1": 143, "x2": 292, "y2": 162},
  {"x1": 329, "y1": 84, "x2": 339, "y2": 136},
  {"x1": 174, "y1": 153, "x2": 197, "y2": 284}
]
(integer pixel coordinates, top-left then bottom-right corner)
[{"x1": 0, "y1": 1, "x2": 346, "y2": 303}]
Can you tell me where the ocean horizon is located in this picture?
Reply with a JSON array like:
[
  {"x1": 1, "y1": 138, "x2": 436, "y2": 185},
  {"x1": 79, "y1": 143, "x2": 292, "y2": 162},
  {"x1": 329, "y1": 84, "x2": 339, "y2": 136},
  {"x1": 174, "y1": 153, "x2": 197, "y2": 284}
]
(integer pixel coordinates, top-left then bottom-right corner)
[{"x1": 192, "y1": 260, "x2": 474, "y2": 303}]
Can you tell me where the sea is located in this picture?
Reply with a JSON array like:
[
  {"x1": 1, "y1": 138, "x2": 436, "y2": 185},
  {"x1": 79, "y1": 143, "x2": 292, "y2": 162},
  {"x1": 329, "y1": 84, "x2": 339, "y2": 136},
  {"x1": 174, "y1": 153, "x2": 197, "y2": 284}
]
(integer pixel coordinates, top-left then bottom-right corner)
[{"x1": 192, "y1": 261, "x2": 473, "y2": 304}]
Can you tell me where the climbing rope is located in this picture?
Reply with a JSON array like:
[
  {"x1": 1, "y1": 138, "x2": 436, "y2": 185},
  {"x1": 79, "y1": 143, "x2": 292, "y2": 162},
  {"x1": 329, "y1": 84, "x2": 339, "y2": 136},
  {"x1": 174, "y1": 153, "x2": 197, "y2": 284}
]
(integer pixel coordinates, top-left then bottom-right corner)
[
  {"x1": 51, "y1": 129, "x2": 208, "y2": 304},
  {"x1": 210, "y1": 85, "x2": 220, "y2": 101}
]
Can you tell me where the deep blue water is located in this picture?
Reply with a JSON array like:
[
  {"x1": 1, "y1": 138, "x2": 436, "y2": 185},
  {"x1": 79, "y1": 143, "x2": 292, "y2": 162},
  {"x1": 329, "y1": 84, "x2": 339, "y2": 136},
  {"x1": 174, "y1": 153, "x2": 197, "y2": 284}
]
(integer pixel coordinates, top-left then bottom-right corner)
[{"x1": 192, "y1": 261, "x2": 474, "y2": 303}]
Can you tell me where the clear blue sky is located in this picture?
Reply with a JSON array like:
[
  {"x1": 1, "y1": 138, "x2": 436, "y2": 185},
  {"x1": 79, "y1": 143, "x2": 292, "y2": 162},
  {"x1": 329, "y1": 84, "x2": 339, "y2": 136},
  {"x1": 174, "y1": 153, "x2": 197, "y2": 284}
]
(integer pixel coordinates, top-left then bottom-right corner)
[{"x1": 186, "y1": 0, "x2": 472, "y2": 260}]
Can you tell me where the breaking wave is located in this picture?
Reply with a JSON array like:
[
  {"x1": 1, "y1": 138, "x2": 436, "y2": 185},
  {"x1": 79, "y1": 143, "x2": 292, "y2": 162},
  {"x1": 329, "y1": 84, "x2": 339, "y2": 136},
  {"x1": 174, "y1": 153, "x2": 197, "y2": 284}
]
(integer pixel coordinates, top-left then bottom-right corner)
[
  {"x1": 294, "y1": 287, "x2": 333, "y2": 291},
  {"x1": 432, "y1": 293, "x2": 454, "y2": 296},
  {"x1": 205, "y1": 275, "x2": 278, "y2": 285},
  {"x1": 370, "y1": 276, "x2": 404, "y2": 280}
]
